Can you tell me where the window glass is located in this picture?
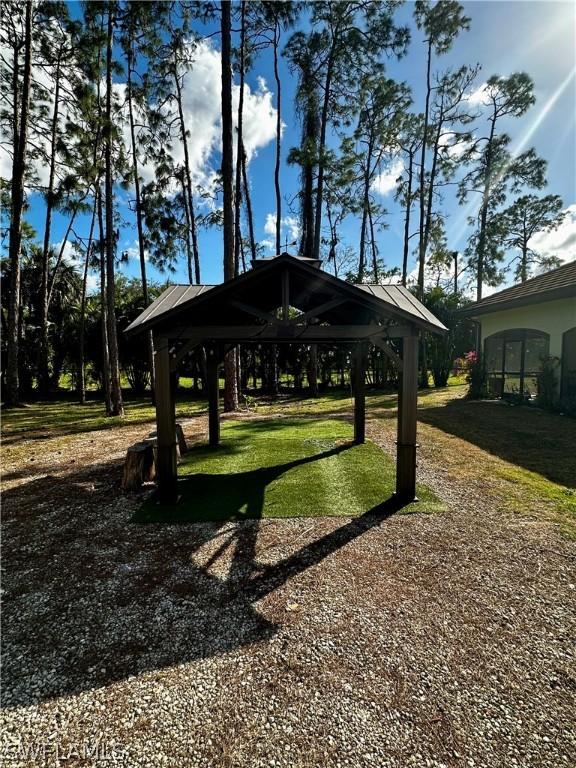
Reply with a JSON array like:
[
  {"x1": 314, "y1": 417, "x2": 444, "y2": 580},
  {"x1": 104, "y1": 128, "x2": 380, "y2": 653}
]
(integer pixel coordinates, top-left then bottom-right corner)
[
  {"x1": 524, "y1": 335, "x2": 549, "y2": 373},
  {"x1": 485, "y1": 336, "x2": 503, "y2": 372},
  {"x1": 504, "y1": 340, "x2": 522, "y2": 373}
]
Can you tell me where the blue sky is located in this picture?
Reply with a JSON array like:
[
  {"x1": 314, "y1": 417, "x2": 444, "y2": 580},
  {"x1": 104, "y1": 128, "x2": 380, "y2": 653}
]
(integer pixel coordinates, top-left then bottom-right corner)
[{"x1": 14, "y1": 0, "x2": 576, "y2": 291}]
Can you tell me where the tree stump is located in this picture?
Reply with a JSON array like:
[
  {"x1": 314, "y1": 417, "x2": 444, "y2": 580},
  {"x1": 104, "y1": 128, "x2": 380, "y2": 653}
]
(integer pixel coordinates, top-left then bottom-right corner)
[
  {"x1": 122, "y1": 441, "x2": 156, "y2": 491},
  {"x1": 148, "y1": 423, "x2": 187, "y2": 456}
]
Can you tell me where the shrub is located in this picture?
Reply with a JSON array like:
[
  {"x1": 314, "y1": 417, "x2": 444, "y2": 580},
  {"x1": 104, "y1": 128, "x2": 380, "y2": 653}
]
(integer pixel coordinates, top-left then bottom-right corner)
[
  {"x1": 467, "y1": 352, "x2": 488, "y2": 400},
  {"x1": 537, "y1": 356, "x2": 560, "y2": 411}
]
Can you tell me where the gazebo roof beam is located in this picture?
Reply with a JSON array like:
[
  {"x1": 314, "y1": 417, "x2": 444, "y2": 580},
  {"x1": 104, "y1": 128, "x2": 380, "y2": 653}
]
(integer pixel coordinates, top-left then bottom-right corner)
[
  {"x1": 292, "y1": 297, "x2": 346, "y2": 323},
  {"x1": 161, "y1": 323, "x2": 414, "y2": 342},
  {"x1": 228, "y1": 299, "x2": 281, "y2": 325},
  {"x1": 372, "y1": 337, "x2": 404, "y2": 371}
]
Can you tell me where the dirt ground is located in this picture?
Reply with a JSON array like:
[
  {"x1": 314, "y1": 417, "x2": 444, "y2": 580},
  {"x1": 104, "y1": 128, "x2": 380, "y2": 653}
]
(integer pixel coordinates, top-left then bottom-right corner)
[{"x1": 1, "y1": 391, "x2": 575, "y2": 768}]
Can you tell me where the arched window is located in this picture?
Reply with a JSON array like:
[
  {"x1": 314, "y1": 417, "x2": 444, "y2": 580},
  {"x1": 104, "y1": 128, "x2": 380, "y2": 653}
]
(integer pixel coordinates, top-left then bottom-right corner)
[{"x1": 484, "y1": 329, "x2": 550, "y2": 398}]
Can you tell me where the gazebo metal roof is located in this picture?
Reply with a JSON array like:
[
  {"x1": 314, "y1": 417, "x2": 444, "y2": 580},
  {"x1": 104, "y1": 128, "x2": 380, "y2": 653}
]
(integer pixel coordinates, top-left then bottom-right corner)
[{"x1": 126, "y1": 253, "x2": 447, "y2": 338}]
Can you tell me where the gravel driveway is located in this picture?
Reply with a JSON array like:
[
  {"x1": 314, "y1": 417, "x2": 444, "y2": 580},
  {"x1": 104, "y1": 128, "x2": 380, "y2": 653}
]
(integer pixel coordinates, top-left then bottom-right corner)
[{"x1": 1, "y1": 405, "x2": 575, "y2": 768}]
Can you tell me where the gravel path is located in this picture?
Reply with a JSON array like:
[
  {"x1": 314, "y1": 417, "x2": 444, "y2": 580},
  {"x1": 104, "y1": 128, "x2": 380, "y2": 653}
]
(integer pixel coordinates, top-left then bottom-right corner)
[{"x1": 1, "y1": 405, "x2": 575, "y2": 768}]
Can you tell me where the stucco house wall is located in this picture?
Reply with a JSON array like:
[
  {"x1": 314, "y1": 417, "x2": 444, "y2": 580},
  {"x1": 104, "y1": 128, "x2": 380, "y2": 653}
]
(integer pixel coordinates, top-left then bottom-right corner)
[{"x1": 477, "y1": 296, "x2": 576, "y2": 357}]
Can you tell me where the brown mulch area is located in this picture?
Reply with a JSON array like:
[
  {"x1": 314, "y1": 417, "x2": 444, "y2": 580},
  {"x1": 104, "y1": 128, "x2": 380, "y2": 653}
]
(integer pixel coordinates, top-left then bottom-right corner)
[{"x1": 1, "y1": 402, "x2": 575, "y2": 768}]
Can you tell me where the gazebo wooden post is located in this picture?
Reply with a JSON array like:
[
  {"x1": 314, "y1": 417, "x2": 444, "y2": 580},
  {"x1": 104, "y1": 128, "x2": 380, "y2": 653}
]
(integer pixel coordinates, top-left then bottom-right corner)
[
  {"x1": 396, "y1": 329, "x2": 419, "y2": 500},
  {"x1": 207, "y1": 345, "x2": 220, "y2": 447},
  {"x1": 353, "y1": 342, "x2": 367, "y2": 444},
  {"x1": 153, "y1": 333, "x2": 178, "y2": 504}
]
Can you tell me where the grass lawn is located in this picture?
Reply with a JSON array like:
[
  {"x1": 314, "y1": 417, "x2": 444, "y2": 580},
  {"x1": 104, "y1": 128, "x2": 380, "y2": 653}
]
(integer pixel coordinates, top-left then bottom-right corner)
[
  {"x1": 135, "y1": 417, "x2": 444, "y2": 523},
  {"x1": 0, "y1": 392, "x2": 205, "y2": 443},
  {"x1": 4, "y1": 382, "x2": 574, "y2": 536},
  {"x1": 416, "y1": 395, "x2": 576, "y2": 537}
]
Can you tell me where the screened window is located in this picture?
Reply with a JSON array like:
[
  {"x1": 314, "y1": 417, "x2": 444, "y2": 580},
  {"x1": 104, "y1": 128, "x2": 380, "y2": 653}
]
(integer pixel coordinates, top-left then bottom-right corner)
[{"x1": 484, "y1": 329, "x2": 549, "y2": 398}]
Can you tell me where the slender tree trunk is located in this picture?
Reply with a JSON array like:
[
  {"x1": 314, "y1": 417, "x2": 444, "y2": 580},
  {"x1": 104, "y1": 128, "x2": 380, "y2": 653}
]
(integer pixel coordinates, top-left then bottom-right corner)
[
  {"x1": 6, "y1": 3, "x2": 32, "y2": 407},
  {"x1": 358, "y1": 134, "x2": 374, "y2": 282},
  {"x1": 270, "y1": 344, "x2": 278, "y2": 397},
  {"x1": 179, "y1": 174, "x2": 194, "y2": 283},
  {"x1": 6, "y1": 38, "x2": 20, "y2": 405},
  {"x1": 417, "y1": 40, "x2": 432, "y2": 301},
  {"x1": 127, "y1": 47, "x2": 147, "y2": 301},
  {"x1": 241, "y1": 142, "x2": 257, "y2": 262},
  {"x1": 104, "y1": 7, "x2": 124, "y2": 416},
  {"x1": 420, "y1": 108, "x2": 437, "y2": 393},
  {"x1": 422, "y1": 106, "x2": 445, "y2": 264},
  {"x1": 477, "y1": 114, "x2": 497, "y2": 301},
  {"x1": 308, "y1": 345, "x2": 318, "y2": 397},
  {"x1": 98, "y1": 187, "x2": 112, "y2": 413},
  {"x1": 313, "y1": 46, "x2": 335, "y2": 261},
  {"x1": 402, "y1": 149, "x2": 414, "y2": 286},
  {"x1": 300, "y1": 106, "x2": 317, "y2": 258},
  {"x1": 174, "y1": 63, "x2": 200, "y2": 284},
  {"x1": 188, "y1": 188, "x2": 200, "y2": 282},
  {"x1": 39, "y1": 52, "x2": 62, "y2": 396},
  {"x1": 420, "y1": 115, "x2": 436, "y2": 391},
  {"x1": 520, "y1": 243, "x2": 528, "y2": 282},
  {"x1": 47, "y1": 204, "x2": 82, "y2": 308},
  {"x1": 453, "y1": 251, "x2": 458, "y2": 296},
  {"x1": 127, "y1": 40, "x2": 155, "y2": 400},
  {"x1": 79, "y1": 37, "x2": 104, "y2": 405},
  {"x1": 368, "y1": 205, "x2": 378, "y2": 281},
  {"x1": 78, "y1": 194, "x2": 98, "y2": 404},
  {"x1": 239, "y1": 228, "x2": 247, "y2": 272},
  {"x1": 221, "y1": 0, "x2": 238, "y2": 411},
  {"x1": 420, "y1": 115, "x2": 437, "y2": 391},
  {"x1": 273, "y1": 21, "x2": 282, "y2": 255},
  {"x1": 234, "y1": 0, "x2": 246, "y2": 276},
  {"x1": 326, "y1": 201, "x2": 339, "y2": 276},
  {"x1": 420, "y1": 337, "x2": 430, "y2": 389},
  {"x1": 520, "y1": 218, "x2": 528, "y2": 282}
]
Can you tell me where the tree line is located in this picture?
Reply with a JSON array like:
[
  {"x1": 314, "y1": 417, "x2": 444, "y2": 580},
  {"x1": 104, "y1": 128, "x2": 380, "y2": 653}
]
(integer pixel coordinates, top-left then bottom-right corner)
[{"x1": 1, "y1": 1, "x2": 567, "y2": 411}]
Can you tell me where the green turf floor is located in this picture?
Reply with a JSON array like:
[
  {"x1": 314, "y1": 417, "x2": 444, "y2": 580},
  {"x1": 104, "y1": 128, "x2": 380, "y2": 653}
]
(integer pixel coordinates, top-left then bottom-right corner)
[{"x1": 135, "y1": 417, "x2": 444, "y2": 523}]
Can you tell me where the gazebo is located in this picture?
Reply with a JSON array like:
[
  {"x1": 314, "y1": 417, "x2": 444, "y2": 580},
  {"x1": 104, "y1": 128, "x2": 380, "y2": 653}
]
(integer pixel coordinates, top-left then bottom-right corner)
[{"x1": 125, "y1": 254, "x2": 446, "y2": 505}]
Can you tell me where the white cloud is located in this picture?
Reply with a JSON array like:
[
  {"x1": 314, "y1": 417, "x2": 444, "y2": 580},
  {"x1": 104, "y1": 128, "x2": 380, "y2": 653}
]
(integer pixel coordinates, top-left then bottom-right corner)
[
  {"x1": 466, "y1": 82, "x2": 489, "y2": 106},
  {"x1": 121, "y1": 240, "x2": 150, "y2": 263},
  {"x1": 54, "y1": 239, "x2": 78, "y2": 265},
  {"x1": 261, "y1": 213, "x2": 301, "y2": 252},
  {"x1": 1, "y1": 38, "x2": 278, "y2": 206},
  {"x1": 237, "y1": 77, "x2": 277, "y2": 163},
  {"x1": 405, "y1": 261, "x2": 453, "y2": 292},
  {"x1": 530, "y1": 203, "x2": 576, "y2": 263},
  {"x1": 439, "y1": 136, "x2": 472, "y2": 160},
  {"x1": 372, "y1": 159, "x2": 404, "y2": 197},
  {"x1": 283, "y1": 216, "x2": 300, "y2": 242},
  {"x1": 264, "y1": 213, "x2": 277, "y2": 236},
  {"x1": 86, "y1": 272, "x2": 99, "y2": 295},
  {"x1": 153, "y1": 40, "x2": 277, "y2": 192},
  {"x1": 0, "y1": 146, "x2": 12, "y2": 181}
]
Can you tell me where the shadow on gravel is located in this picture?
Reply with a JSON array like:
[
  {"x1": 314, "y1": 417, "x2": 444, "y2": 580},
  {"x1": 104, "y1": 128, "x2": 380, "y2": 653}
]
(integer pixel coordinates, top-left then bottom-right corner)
[
  {"x1": 1, "y1": 460, "x2": 405, "y2": 708},
  {"x1": 419, "y1": 398, "x2": 576, "y2": 488}
]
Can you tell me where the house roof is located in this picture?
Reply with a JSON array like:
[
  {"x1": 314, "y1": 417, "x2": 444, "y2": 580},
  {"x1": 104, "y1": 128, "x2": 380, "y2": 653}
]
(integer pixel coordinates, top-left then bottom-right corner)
[
  {"x1": 125, "y1": 253, "x2": 447, "y2": 338},
  {"x1": 460, "y1": 261, "x2": 576, "y2": 317}
]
